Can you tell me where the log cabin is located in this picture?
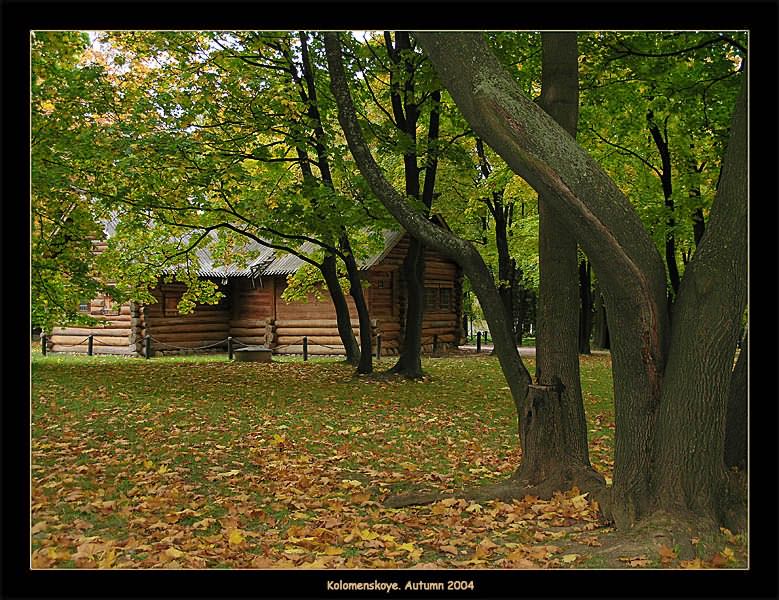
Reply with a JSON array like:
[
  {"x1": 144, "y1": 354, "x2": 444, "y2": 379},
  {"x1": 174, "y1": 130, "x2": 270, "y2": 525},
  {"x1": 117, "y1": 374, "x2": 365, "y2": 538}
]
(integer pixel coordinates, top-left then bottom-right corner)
[{"x1": 46, "y1": 220, "x2": 465, "y2": 357}]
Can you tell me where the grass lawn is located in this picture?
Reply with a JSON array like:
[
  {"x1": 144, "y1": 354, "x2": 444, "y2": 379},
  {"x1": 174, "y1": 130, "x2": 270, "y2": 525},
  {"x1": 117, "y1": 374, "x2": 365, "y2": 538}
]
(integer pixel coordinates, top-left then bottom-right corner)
[{"x1": 30, "y1": 348, "x2": 745, "y2": 569}]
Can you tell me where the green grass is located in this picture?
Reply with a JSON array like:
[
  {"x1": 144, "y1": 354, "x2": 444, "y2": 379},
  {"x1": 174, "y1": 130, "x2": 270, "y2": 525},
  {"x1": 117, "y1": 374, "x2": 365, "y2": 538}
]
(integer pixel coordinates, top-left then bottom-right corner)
[{"x1": 31, "y1": 350, "x2": 619, "y2": 568}]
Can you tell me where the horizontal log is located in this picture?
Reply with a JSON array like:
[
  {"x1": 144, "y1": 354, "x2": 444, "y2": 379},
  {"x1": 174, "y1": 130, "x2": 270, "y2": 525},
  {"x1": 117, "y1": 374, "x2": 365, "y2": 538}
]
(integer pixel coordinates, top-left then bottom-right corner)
[
  {"x1": 276, "y1": 327, "x2": 357, "y2": 337},
  {"x1": 423, "y1": 320, "x2": 457, "y2": 328},
  {"x1": 277, "y1": 335, "x2": 359, "y2": 346},
  {"x1": 275, "y1": 319, "x2": 352, "y2": 328},
  {"x1": 49, "y1": 344, "x2": 136, "y2": 355},
  {"x1": 274, "y1": 345, "x2": 346, "y2": 355},
  {"x1": 231, "y1": 336, "x2": 268, "y2": 345},
  {"x1": 147, "y1": 323, "x2": 230, "y2": 335},
  {"x1": 50, "y1": 334, "x2": 131, "y2": 346},
  {"x1": 229, "y1": 327, "x2": 268, "y2": 337},
  {"x1": 421, "y1": 327, "x2": 458, "y2": 336},
  {"x1": 51, "y1": 327, "x2": 131, "y2": 337},
  {"x1": 148, "y1": 339, "x2": 228, "y2": 350},
  {"x1": 149, "y1": 331, "x2": 229, "y2": 343},
  {"x1": 229, "y1": 319, "x2": 269, "y2": 328},
  {"x1": 142, "y1": 314, "x2": 229, "y2": 326}
]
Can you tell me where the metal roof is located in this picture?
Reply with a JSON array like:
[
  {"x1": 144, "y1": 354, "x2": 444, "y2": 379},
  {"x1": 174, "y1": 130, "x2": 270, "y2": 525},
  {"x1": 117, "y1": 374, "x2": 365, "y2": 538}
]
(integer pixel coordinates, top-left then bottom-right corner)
[{"x1": 99, "y1": 217, "x2": 406, "y2": 279}]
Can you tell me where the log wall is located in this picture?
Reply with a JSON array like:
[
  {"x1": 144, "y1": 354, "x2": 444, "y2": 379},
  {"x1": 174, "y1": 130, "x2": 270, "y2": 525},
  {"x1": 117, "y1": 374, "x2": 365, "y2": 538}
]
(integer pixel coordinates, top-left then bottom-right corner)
[{"x1": 140, "y1": 281, "x2": 230, "y2": 356}]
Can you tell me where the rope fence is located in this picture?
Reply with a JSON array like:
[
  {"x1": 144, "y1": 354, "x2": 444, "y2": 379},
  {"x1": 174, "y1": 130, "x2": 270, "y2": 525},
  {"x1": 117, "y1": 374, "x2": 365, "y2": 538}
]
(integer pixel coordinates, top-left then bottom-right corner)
[{"x1": 40, "y1": 332, "x2": 384, "y2": 361}]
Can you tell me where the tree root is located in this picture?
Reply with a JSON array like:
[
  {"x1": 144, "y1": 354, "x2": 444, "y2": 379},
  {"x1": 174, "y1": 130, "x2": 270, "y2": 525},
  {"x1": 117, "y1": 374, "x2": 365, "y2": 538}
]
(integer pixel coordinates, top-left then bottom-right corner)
[{"x1": 384, "y1": 468, "x2": 613, "y2": 523}]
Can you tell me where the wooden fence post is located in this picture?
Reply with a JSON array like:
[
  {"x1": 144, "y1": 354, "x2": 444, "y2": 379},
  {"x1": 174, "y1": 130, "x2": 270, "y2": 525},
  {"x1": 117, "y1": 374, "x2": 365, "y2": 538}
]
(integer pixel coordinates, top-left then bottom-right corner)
[
  {"x1": 144, "y1": 335, "x2": 151, "y2": 359},
  {"x1": 87, "y1": 335, "x2": 94, "y2": 356},
  {"x1": 227, "y1": 336, "x2": 233, "y2": 360},
  {"x1": 303, "y1": 336, "x2": 308, "y2": 361},
  {"x1": 376, "y1": 334, "x2": 381, "y2": 360},
  {"x1": 476, "y1": 331, "x2": 481, "y2": 353},
  {"x1": 433, "y1": 334, "x2": 438, "y2": 354},
  {"x1": 41, "y1": 334, "x2": 47, "y2": 356}
]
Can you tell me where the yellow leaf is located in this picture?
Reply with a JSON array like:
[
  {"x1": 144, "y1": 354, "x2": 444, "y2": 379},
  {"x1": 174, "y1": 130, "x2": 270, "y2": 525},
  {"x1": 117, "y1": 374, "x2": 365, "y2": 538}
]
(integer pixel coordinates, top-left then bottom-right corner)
[
  {"x1": 322, "y1": 546, "x2": 343, "y2": 555},
  {"x1": 561, "y1": 553, "x2": 579, "y2": 563},
  {"x1": 359, "y1": 529, "x2": 379, "y2": 541},
  {"x1": 98, "y1": 548, "x2": 117, "y2": 568},
  {"x1": 397, "y1": 542, "x2": 416, "y2": 553},
  {"x1": 143, "y1": 459, "x2": 154, "y2": 469},
  {"x1": 140, "y1": 403, "x2": 151, "y2": 412},
  {"x1": 216, "y1": 469, "x2": 240, "y2": 478},
  {"x1": 680, "y1": 558, "x2": 703, "y2": 569},
  {"x1": 465, "y1": 502, "x2": 483, "y2": 513},
  {"x1": 165, "y1": 547, "x2": 184, "y2": 559},
  {"x1": 570, "y1": 493, "x2": 589, "y2": 511},
  {"x1": 228, "y1": 530, "x2": 245, "y2": 545},
  {"x1": 157, "y1": 465, "x2": 169, "y2": 475},
  {"x1": 272, "y1": 433, "x2": 286, "y2": 445}
]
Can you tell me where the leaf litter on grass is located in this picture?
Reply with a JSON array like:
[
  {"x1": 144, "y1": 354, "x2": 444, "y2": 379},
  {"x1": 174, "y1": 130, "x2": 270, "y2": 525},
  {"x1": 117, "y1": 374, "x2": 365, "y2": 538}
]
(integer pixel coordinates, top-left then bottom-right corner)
[{"x1": 31, "y1": 354, "x2": 744, "y2": 568}]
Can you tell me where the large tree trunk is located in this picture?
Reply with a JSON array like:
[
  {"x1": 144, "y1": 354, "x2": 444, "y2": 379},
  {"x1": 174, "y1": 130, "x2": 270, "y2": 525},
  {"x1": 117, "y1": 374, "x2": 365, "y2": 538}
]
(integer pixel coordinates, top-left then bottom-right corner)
[
  {"x1": 520, "y1": 32, "x2": 603, "y2": 496},
  {"x1": 650, "y1": 78, "x2": 747, "y2": 527},
  {"x1": 414, "y1": 32, "x2": 670, "y2": 527}
]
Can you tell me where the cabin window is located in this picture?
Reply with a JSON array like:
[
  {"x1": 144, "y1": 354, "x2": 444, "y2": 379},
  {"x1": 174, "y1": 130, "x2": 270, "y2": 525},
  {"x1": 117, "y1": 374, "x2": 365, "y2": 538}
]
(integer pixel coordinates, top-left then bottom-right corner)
[
  {"x1": 162, "y1": 293, "x2": 179, "y2": 316},
  {"x1": 78, "y1": 301, "x2": 90, "y2": 313},
  {"x1": 424, "y1": 287, "x2": 438, "y2": 310},
  {"x1": 101, "y1": 298, "x2": 120, "y2": 316},
  {"x1": 439, "y1": 288, "x2": 452, "y2": 310}
]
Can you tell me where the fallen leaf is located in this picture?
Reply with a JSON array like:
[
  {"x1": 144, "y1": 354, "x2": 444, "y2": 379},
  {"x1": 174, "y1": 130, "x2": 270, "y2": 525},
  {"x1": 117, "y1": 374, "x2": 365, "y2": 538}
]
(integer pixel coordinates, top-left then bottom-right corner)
[
  {"x1": 165, "y1": 547, "x2": 184, "y2": 559},
  {"x1": 228, "y1": 529, "x2": 245, "y2": 545},
  {"x1": 561, "y1": 553, "x2": 580, "y2": 564}
]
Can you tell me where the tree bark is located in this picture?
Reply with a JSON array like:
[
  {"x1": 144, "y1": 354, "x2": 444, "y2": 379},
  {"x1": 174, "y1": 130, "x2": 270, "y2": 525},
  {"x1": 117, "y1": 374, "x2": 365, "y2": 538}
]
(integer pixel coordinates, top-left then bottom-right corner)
[{"x1": 650, "y1": 76, "x2": 747, "y2": 526}]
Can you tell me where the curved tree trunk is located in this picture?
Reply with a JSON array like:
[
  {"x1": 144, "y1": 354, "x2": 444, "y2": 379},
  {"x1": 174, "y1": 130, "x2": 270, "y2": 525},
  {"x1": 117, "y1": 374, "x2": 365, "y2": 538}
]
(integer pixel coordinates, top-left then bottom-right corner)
[{"x1": 325, "y1": 33, "x2": 533, "y2": 430}]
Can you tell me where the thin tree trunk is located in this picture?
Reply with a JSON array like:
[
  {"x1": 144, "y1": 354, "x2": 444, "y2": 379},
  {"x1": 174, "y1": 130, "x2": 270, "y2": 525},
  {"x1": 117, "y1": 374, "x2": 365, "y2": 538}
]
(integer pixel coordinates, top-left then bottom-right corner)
[
  {"x1": 339, "y1": 233, "x2": 373, "y2": 374},
  {"x1": 320, "y1": 253, "x2": 360, "y2": 365},
  {"x1": 578, "y1": 257, "x2": 592, "y2": 355},
  {"x1": 647, "y1": 112, "x2": 681, "y2": 301}
]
